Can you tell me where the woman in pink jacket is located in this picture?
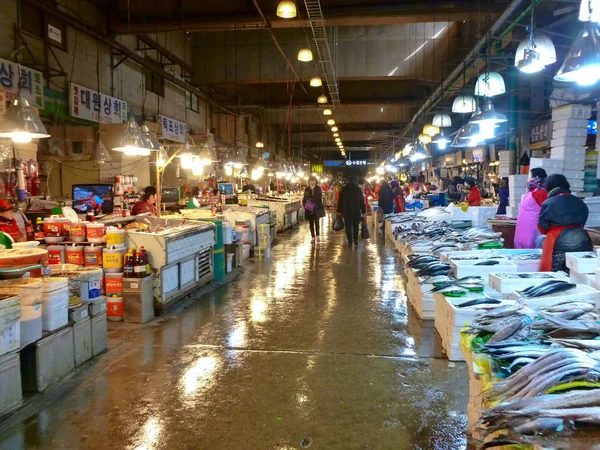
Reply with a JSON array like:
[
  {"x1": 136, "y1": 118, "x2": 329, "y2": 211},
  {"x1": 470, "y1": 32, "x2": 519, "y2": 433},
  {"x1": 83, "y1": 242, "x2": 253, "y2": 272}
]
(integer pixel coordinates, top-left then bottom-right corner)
[{"x1": 514, "y1": 168, "x2": 547, "y2": 248}]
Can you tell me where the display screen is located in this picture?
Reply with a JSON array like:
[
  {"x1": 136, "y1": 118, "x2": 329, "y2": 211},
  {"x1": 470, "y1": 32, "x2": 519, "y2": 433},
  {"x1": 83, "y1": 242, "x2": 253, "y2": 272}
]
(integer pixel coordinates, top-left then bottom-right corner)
[
  {"x1": 72, "y1": 184, "x2": 114, "y2": 214},
  {"x1": 472, "y1": 148, "x2": 484, "y2": 163},
  {"x1": 218, "y1": 183, "x2": 234, "y2": 195},
  {"x1": 588, "y1": 120, "x2": 597, "y2": 135}
]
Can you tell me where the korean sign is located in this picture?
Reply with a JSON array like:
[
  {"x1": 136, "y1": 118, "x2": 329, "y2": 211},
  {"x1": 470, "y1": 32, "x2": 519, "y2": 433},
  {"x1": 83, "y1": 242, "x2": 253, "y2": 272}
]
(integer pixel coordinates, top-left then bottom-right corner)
[
  {"x1": 159, "y1": 115, "x2": 187, "y2": 143},
  {"x1": 69, "y1": 83, "x2": 127, "y2": 124},
  {"x1": 344, "y1": 160, "x2": 368, "y2": 166},
  {"x1": 529, "y1": 119, "x2": 551, "y2": 150},
  {"x1": 0, "y1": 58, "x2": 44, "y2": 110}
]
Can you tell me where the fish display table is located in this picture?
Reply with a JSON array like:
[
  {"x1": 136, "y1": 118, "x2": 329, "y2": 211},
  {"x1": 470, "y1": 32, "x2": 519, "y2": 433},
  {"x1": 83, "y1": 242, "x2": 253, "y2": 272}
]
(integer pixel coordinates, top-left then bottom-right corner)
[{"x1": 250, "y1": 197, "x2": 303, "y2": 232}]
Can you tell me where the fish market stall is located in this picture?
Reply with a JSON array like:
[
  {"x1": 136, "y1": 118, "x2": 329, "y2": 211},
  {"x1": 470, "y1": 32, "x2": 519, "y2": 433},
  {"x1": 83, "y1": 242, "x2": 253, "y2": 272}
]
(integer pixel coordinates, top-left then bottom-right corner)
[
  {"x1": 125, "y1": 217, "x2": 216, "y2": 313},
  {"x1": 249, "y1": 195, "x2": 303, "y2": 232}
]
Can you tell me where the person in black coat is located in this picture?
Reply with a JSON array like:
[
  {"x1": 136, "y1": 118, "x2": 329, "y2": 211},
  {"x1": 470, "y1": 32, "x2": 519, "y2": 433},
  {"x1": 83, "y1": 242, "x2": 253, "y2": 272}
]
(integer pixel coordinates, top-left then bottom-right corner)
[
  {"x1": 377, "y1": 181, "x2": 394, "y2": 215},
  {"x1": 303, "y1": 177, "x2": 324, "y2": 241},
  {"x1": 537, "y1": 173, "x2": 592, "y2": 272},
  {"x1": 337, "y1": 176, "x2": 366, "y2": 247}
]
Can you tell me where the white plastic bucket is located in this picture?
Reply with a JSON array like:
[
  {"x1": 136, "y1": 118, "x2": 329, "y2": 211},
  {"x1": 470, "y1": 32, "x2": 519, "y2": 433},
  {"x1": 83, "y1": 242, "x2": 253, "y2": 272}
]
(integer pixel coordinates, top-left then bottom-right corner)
[
  {"x1": 223, "y1": 222, "x2": 233, "y2": 245},
  {"x1": 242, "y1": 243, "x2": 251, "y2": 260},
  {"x1": 41, "y1": 286, "x2": 68, "y2": 332},
  {"x1": 0, "y1": 279, "x2": 43, "y2": 306},
  {"x1": 0, "y1": 296, "x2": 20, "y2": 357},
  {"x1": 20, "y1": 303, "x2": 42, "y2": 346},
  {"x1": 226, "y1": 253, "x2": 234, "y2": 272}
]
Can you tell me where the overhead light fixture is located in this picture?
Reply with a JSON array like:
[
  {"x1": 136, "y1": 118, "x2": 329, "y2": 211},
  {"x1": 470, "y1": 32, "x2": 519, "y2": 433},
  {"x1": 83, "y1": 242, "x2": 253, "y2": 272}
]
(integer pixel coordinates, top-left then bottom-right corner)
[
  {"x1": 515, "y1": 32, "x2": 556, "y2": 74},
  {"x1": 323, "y1": 108, "x2": 332, "y2": 116},
  {"x1": 474, "y1": 72, "x2": 506, "y2": 97},
  {"x1": 327, "y1": 119, "x2": 335, "y2": 126},
  {"x1": 402, "y1": 143, "x2": 413, "y2": 156},
  {"x1": 433, "y1": 131, "x2": 451, "y2": 151},
  {"x1": 89, "y1": 132, "x2": 112, "y2": 164},
  {"x1": 335, "y1": 137, "x2": 341, "y2": 142},
  {"x1": 579, "y1": 0, "x2": 600, "y2": 23},
  {"x1": 112, "y1": 117, "x2": 150, "y2": 156},
  {"x1": 255, "y1": 141, "x2": 264, "y2": 148},
  {"x1": 555, "y1": 22, "x2": 600, "y2": 86},
  {"x1": 140, "y1": 125, "x2": 162, "y2": 150},
  {"x1": 276, "y1": 0, "x2": 297, "y2": 18},
  {"x1": 331, "y1": 126, "x2": 338, "y2": 132},
  {"x1": 317, "y1": 94, "x2": 328, "y2": 104},
  {"x1": 191, "y1": 157, "x2": 204, "y2": 176},
  {"x1": 198, "y1": 142, "x2": 217, "y2": 166},
  {"x1": 432, "y1": 113, "x2": 452, "y2": 127},
  {"x1": 418, "y1": 133, "x2": 432, "y2": 144},
  {"x1": 0, "y1": 93, "x2": 50, "y2": 143},
  {"x1": 470, "y1": 100, "x2": 508, "y2": 125},
  {"x1": 298, "y1": 48, "x2": 313, "y2": 62},
  {"x1": 310, "y1": 76, "x2": 322, "y2": 87},
  {"x1": 423, "y1": 123, "x2": 440, "y2": 137},
  {"x1": 333, "y1": 132, "x2": 339, "y2": 137},
  {"x1": 452, "y1": 95, "x2": 477, "y2": 113}
]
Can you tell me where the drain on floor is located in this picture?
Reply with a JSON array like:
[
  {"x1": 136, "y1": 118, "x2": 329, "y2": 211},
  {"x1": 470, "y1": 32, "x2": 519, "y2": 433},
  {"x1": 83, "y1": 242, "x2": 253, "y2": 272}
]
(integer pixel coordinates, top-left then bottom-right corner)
[{"x1": 300, "y1": 438, "x2": 311, "y2": 447}]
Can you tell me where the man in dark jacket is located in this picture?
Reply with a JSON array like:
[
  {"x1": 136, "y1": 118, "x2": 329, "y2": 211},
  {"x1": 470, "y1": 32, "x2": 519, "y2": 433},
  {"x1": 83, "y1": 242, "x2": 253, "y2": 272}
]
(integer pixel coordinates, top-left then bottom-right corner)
[
  {"x1": 537, "y1": 174, "x2": 592, "y2": 272},
  {"x1": 337, "y1": 176, "x2": 366, "y2": 247},
  {"x1": 377, "y1": 181, "x2": 394, "y2": 215}
]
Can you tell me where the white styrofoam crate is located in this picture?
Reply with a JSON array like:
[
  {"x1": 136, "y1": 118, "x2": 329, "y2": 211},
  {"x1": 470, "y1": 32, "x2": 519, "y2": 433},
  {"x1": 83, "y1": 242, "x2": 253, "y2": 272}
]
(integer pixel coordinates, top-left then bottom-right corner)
[
  {"x1": 550, "y1": 145, "x2": 586, "y2": 154},
  {"x1": 505, "y1": 206, "x2": 519, "y2": 217},
  {"x1": 563, "y1": 169, "x2": 586, "y2": 179},
  {"x1": 552, "y1": 136, "x2": 587, "y2": 147},
  {"x1": 523, "y1": 284, "x2": 600, "y2": 309},
  {"x1": 552, "y1": 118, "x2": 590, "y2": 130},
  {"x1": 508, "y1": 174, "x2": 529, "y2": 184},
  {"x1": 451, "y1": 260, "x2": 518, "y2": 279},
  {"x1": 552, "y1": 104, "x2": 592, "y2": 121},
  {"x1": 553, "y1": 127, "x2": 587, "y2": 139},
  {"x1": 488, "y1": 271, "x2": 568, "y2": 294},
  {"x1": 570, "y1": 180, "x2": 585, "y2": 189},
  {"x1": 529, "y1": 158, "x2": 564, "y2": 170},
  {"x1": 586, "y1": 214, "x2": 600, "y2": 227},
  {"x1": 570, "y1": 271, "x2": 595, "y2": 286}
]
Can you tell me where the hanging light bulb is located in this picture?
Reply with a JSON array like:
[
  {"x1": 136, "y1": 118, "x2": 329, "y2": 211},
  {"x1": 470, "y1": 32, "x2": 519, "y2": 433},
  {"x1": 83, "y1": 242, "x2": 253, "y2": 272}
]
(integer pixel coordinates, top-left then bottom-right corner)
[
  {"x1": 323, "y1": 108, "x2": 332, "y2": 116},
  {"x1": 555, "y1": 22, "x2": 600, "y2": 86},
  {"x1": 418, "y1": 133, "x2": 432, "y2": 144},
  {"x1": 579, "y1": 0, "x2": 600, "y2": 23},
  {"x1": 335, "y1": 137, "x2": 341, "y2": 142},
  {"x1": 333, "y1": 132, "x2": 339, "y2": 137},
  {"x1": 112, "y1": 117, "x2": 150, "y2": 156},
  {"x1": 515, "y1": 32, "x2": 556, "y2": 73},
  {"x1": 191, "y1": 157, "x2": 204, "y2": 176},
  {"x1": 276, "y1": 1, "x2": 297, "y2": 18},
  {"x1": 327, "y1": 119, "x2": 335, "y2": 126},
  {"x1": 452, "y1": 95, "x2": 477, "y2": 113},
  {"x1": 155, "y1": 148, "x2": 168, "y2": 167},
  {"x1": 198, "y1": 143, "x2": 216, "y2": 166},
  {"x1": 180, "y1": 154, "x2": 194, "y2": 170},
  {"x1": 474, "y1": 72, "x2": 506, "y2": 97},
  {"x1": 433, "y1": 131, "x2": 451, "y2": 151},
  {"x1": 89, "y1": 132, "x2": 112, "y2": 164},
  {"x1": 298, "y1": 48, "x2": 313, "y2": 62},
  {"x1": 317, "y1": 94, "x2": 328, "y2": 104},
  {"x1": 310, "y1": 76, "x2": 322, "y2": 87},
  {"x1": 0, "y1": 94, "x2": 50, "y2": 143},
  {"x1": 255, "y1": 141, "x2": 264, "y2": 148},
  {"x1": 140, "y1": 125, "x2": 162, "y2": 151},
  {"x1": 432, "y1": 113, "x2": 452, "y2": 127},
  {"x1": 225, "y1": 164, "x2": 233, "y2": 176},
  {"x1": 423, "y1": 123, "x2": 440, "y2": 137},
  {"x1": 176, "y1": 135, "x2": 197, "y2": 166},
  {"x1": 470, "y1": 100, "x2": 508, "y2": 125},
  {"x1": 331, "y1": 126, "x2": 338, "y2": 132}
]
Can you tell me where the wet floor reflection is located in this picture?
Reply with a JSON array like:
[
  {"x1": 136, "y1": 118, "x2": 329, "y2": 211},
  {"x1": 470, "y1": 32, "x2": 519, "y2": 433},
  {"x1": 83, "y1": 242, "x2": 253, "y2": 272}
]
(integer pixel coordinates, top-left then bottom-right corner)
[{"x1": 0, "y1": 219, "x2": 468, "y2": 449}]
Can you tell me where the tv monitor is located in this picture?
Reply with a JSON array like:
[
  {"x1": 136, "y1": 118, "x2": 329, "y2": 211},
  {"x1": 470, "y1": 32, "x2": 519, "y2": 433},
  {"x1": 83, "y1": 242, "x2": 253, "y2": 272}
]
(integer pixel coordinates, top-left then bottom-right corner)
[
  {"x1": 218, "y1": 183, "x2": 234, "y2": 195},
  {"x1": 72, "y1": 184, "x2": 114, "y2": 215}
]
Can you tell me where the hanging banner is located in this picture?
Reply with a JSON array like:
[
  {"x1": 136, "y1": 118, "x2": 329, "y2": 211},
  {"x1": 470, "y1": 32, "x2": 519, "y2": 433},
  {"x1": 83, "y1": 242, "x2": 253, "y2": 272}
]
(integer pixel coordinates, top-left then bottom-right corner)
[
  {"x1": 69, "y1": 82, "x2": 127, "y2": 124},
  {"x1": 159, "y1": 115, "x2": 187, "y2": 143},
  {"x1": 0, "y1": 58, "x2": 44, "y2": 110}
]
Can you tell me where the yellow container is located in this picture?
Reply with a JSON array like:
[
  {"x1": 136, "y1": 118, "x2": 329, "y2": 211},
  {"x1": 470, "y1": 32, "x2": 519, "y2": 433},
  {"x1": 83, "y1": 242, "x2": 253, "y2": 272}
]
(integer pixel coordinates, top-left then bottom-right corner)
[
  {"x1": 102, "y1": 247, "x2": 127, "y2": 273},
  {"x1": 105, "y1": 227, "x2": 125, "y2": 247}
]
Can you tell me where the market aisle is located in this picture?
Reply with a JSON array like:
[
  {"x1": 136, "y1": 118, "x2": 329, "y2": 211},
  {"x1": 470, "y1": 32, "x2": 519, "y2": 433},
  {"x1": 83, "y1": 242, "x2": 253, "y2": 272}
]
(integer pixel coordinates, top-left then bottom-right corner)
[{"x1": 0, "y1": 218, "x2": 469, "y2": 450}]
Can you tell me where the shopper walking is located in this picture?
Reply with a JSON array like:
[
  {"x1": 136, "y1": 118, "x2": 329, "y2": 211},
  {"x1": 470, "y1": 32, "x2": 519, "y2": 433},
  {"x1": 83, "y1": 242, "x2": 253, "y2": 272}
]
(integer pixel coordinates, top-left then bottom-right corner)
[
  {"x1": 390, "y1": 180, "x2": 405, "y2": 213},
  {"x1": 497, "y1": 178, "x2": 509, "y2": 215},
  {"x1": 337, "y1": 176, "x2": 366, "y2": 247},
  {"x1": 538, "y1": 174, "x2": 592, "y2": 272},
  {"x1": 514, "y1": 168, "x2": 547, "y2": 249},
  {"x1": 378, "y1": 180, "x2": 394, "y2": 215},
  {"x1": 303, "y1": 176, "x2": 324, "y2": 242}
]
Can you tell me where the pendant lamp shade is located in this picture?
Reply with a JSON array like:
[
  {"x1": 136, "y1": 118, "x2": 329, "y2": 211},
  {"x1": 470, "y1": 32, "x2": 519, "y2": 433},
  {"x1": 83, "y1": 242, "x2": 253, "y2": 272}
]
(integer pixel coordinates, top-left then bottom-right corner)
[
  {"x1": 579, "y1": 0, "x2": 600, "y2": 23},
  {"x1": 555, "y1": 22, "x2": 600, "y2": 86},
  {"x1": 327, "y1": 119, "x2": 335, "y2": 126},
  {"x1": 323, "y1": 108, "x2": 332, "y2": 116},
  {"x1": 470, "y1": 100, "x2": 508, "y2": 124},
  {"x1": 515, "y1": 32, "x2": 557, "y2": 73},
  {"x1": 112, "y1": 118, "x2": 150, "y2": 156},
  {"x1": 432, "y1": 113, "x2": 452, "y2": 127},
  {"x1": 333, "y1": 132, "x2": 339, "y2": 137},
  {"x1": 198, "y1": 143, "x2": 217, "y2": 166},
  {"x1": 276, "y1": 1, "x2": 297, "y2": 18},
  {"x1": 140, "y1": 125, "x2": 162, "y2": 150},
  {"x1": 310, "y1": 77, "x2": 322, "y2": 87},
  {"x1": 317, "y1": 94, "x2": 328, "y2": 104},
  {"x1": 255, "y1": 141, "x2": 264, "y2": 148},
  {"x1": 335, "y1": 137, "x2": 341, "y2": 142},
  {"x1": 452, "y1": 95, "x2": 477, "y2": 113},
  {"x1": 90, "y1": 133, "x2": 112, "y2": 164},
  {"x1": 331, "y1": 126, "x2": 338, "y2": 132},
  {"x1": 423, "y1": 123, "x2": 440, "y2": 137},
  {"x1": 0, "y1": 94, "x2": 50, "y2": 143},
  {"x1": 433, "y1": 131, "x2": 451, "y2": 150},
  {"x1": 298, "y1": 48, "x2": 313, "y2": 62},
  {"x1": 418, "y1": 133, "x2": 432, "y2": 144},
  {"x1": 474, "y1": 72, "x2": 506, "y2": 97}
]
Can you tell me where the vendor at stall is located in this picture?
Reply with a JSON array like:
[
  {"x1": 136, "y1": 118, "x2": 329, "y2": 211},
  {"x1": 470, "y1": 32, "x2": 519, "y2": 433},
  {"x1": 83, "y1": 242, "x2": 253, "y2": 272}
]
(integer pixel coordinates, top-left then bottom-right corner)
[
  {"x1": 0, "y1": 200, "x2": 25, "y2": 241},
  {"x1": 537, "y1": 174, "x2": 592, "y2": 272},
  {"x1": 132, "y1": 186, "x2": 158, "y2": 216},
  {"x1": 464, "y1": 178, "x2": 481, "y2": 206}
]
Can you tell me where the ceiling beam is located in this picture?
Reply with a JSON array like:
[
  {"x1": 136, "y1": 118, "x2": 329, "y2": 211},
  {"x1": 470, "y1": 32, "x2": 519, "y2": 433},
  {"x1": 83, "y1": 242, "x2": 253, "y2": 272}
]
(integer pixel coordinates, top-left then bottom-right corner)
[{"x1": 111, "y1": 3, "x2": 501, "y2": 34}]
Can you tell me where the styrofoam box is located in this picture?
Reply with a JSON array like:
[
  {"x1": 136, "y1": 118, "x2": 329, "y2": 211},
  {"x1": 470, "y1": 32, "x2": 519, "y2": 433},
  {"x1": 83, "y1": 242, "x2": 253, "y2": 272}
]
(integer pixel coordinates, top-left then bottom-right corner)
[
  {"x1": 508, "y1": 200, "x2": 521, "y2": 209},
  {"x1": 451, "y1": 260, "x2": 518, "y2": 279},
  {"x1": 0, "y1": 295, "x2": 20, "y2": 358},
  {"x1": 524, "y1": 284, "x2": 600, "y2": 309},
  {"x1": 553, "y1": 118, "x2": 589, "y2": 130},
  {"x1": 552, "y1": 104, "x2": 592, "y2": 121},
  {"x1": 551, "y1": 153, "x2": 586, "y2": 164},
  {"x1": 529, "y1": 158, "x2": 564, "y2": 170},
  {"x1": 553, "y1": 127, "x2": 587, "y2": 139},
  {"x1": 506, "y1": 206, "x2": 519, "y2": 218},
  {"x1": 488, "y1": 271, "x2": 568, "y2": 294},
  {"x1": 552, "y1": 136, "x2": 587, "y2": 147},
  {"x1": 508, "y1": 175, "x2": 529, "y2": 184},
  {"x1": 551, "y1": 145, "x2": 586, "y2": 154},
  {"x1": 570, "y1": 180, "x2": 585, "y2": 189},
  {"x1": 586, "y1": 214, "x2": 600, "y2": 227},
  {"x1": 570, "y1": 271, "x2": 595, "y2": 286},
  {"x1": 563, "y1": 169, "x2": 586, "y2": 179}
]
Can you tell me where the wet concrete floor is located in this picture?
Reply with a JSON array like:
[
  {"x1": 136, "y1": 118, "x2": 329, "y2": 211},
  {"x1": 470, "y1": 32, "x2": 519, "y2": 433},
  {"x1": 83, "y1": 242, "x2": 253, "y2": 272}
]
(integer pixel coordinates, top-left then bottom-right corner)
[{"x1": 0, "y1": 217, "x2": 469, "y2": 449}]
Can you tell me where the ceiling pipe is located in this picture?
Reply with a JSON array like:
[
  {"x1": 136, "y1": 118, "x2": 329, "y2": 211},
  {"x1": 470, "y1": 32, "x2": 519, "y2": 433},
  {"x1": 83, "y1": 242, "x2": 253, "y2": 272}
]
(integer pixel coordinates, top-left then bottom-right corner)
[
  {"x1": 391, "y1": 0, "x2": 533, "y2": 151},
  {"x1": 252, "y1": 0, "x2": 308, "y2": 95}
]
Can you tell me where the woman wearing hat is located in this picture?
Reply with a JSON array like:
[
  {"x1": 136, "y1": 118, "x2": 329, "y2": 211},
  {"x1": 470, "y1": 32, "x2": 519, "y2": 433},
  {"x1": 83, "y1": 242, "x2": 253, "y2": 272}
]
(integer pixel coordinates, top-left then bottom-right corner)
[
  {"x1": 464, "y1": 178, "x2": 482, "y2": 206},
  {"x1": 0, "y1": 200, "x2": 24, "y2": 241}
]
